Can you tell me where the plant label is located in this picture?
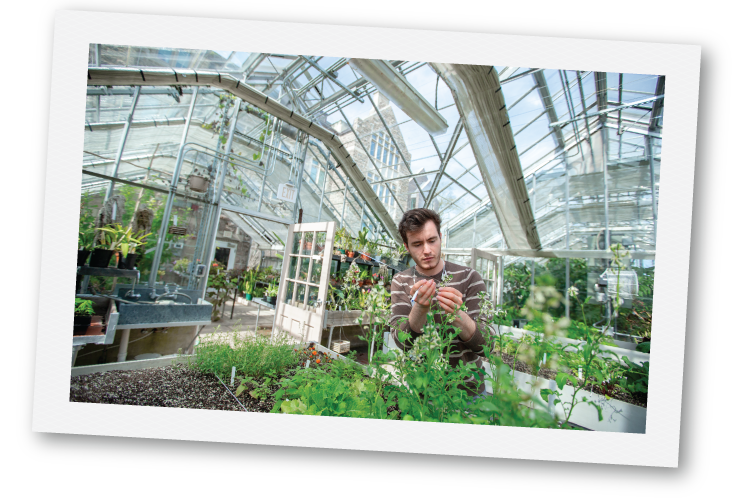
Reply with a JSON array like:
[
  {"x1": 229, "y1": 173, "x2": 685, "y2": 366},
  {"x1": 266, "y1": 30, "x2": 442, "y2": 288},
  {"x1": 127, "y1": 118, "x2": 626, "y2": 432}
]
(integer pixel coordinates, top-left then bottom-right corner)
[{"x1": 277, "y1": 183, "x2": 298, "y2": 203}]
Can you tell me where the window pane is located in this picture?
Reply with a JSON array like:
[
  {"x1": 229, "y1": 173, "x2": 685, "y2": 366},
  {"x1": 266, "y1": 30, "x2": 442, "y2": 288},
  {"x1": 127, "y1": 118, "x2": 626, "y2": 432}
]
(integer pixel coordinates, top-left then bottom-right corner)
[
  {"x1": 284, "y1": 282, "x2": 295, "y2": 305},
  {"x1": 307, "y1": 286, "x2": 319, "y2": 310},
  {"x1": 299, "y1": 257, "x2": 310, "y2": 281},
  {"x1": 288, "y1": 256, "x2": 299, "y2": 280},
  {"x1": 293, "y1": 232, "x2": 303, "y2": 254},
  {"x1": 302, "y1": 232, "x2": 313, "y2": 255}
]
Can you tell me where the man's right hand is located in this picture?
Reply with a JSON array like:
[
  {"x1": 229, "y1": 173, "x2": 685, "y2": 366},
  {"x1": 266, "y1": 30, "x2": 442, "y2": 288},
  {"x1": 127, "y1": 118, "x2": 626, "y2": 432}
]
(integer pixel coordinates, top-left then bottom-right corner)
[{"x1": 410, "y1": 279, "x2": 435, "y2": 309}]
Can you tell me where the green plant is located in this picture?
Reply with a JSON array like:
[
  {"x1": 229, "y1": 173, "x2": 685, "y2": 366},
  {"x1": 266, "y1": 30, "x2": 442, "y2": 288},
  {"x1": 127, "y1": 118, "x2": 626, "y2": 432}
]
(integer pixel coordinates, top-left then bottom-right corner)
[
  {"x1": 619, "y1": 357, "x2": 649, "y2": 396},
  {"x1": 74, "y1": 298, "x2": 95, "y2": 317},
  {"x1": 355, "y1": 227, "x2": 370, "y2": 253},
  {"x1": 97, "y1": 223, "x2": 150, "y2": 258},
  {"x1": 191, "y1": 328, "x2": 300, "y2": 381},
  {"x1": 265, "y1": 278, "x2": 279, "y2": 298},
  {"x1": 173, "y1": 258, "x2": 190, "y2": 273},
  {"x1": 242, "y1": 268, "x2": 258, "y2": 295},
  {"x1": 205, "y1": 261, "x2": 238, "y2": 321}
]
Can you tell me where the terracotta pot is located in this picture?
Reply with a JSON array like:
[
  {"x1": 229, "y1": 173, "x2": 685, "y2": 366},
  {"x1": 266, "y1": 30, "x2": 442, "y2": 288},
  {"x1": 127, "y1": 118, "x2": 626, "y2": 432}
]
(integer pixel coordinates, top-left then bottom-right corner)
[{"x1": 346, "y1": 250, "x2": 355, "y2": 259}]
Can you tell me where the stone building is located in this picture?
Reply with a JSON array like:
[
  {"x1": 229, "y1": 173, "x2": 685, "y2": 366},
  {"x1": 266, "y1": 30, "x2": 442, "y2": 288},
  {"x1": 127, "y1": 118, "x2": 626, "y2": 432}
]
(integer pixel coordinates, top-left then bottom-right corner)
[{"x1": 323, "y1": 92, "x2": 413, "y2": 232}]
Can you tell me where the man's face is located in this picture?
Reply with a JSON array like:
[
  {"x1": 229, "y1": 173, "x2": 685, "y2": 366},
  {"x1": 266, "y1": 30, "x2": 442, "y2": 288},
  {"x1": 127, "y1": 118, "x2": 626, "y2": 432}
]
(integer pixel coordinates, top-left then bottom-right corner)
[{"x1": 404, "y1": 220, "x2": 442, "y2": 272}]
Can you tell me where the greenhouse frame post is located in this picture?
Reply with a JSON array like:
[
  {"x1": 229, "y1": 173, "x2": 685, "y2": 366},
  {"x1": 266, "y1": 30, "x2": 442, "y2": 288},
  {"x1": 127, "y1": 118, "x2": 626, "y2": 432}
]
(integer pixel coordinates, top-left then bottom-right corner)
[
  {"x1": 198, "y1": 100, "x2": 242, "y2": 297},
  {"x1": 147, "y1": 87, "x2": 199, "y2": 289},
  {"x1": 317, "y1": 148, "x2": 332, "y2": 221},
  {"x1": 647, "y1": 135, "x2": 658, "y2": 242},
  {"x1": 565, "y1": 151, "x2": 570, "y2": 319},
  {"x1": 105, "y1": 86, "x2": 141, "y2": 201},
  {"x1": 497, "y1": 256, "x2": 504, "y2": 307}
]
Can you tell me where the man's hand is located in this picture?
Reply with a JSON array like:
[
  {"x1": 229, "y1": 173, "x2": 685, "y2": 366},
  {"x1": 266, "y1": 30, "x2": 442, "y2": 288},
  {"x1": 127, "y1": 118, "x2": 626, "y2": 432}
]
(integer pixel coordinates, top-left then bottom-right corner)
[
  {"x1": 436, "y1": 286, "x2": 463, "y2": 316},
  {"x1": 410, "y1": 279, "x2": 436, "y2": 309}
]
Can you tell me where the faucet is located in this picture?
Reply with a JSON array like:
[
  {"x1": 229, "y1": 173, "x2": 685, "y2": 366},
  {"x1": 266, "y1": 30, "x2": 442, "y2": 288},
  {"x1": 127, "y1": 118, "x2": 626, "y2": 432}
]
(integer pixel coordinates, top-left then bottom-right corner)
[{"x1": 152, "y1": 283, "x2": 193, "y2": 304}]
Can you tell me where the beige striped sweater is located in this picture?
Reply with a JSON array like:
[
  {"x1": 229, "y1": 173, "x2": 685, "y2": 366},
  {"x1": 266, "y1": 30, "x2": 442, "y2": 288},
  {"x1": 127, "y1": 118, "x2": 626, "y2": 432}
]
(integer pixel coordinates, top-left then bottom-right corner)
[{"x1": 389, "y1": 260, "x2": 490, "y2": 394}]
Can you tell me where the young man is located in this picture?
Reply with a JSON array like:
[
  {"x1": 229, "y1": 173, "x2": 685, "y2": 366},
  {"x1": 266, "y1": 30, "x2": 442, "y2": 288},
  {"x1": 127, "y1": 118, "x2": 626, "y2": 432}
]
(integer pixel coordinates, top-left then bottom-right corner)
[{"x1": 389, "y1": 208, "x2": 490, "y2": 395}]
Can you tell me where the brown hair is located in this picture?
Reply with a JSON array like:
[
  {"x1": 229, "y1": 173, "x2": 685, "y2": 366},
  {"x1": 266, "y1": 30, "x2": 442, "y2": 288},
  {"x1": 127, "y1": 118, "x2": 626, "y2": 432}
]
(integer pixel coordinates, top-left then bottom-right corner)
[{"x1": 398, "y1": 208, "x2": 442, "y2": 246}]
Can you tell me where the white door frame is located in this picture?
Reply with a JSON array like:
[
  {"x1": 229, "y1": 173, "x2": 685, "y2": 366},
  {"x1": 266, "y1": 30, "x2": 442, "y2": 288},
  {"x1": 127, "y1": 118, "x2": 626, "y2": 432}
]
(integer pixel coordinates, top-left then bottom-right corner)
[
  {"x1": 214, "y1": 240, "x2": 237, "y2": 269},
  {"x1": 471, "y1": 248, "x2": 500, "y2": 305},
  {"x1": 273, "y1": 221, "x2": 336, "y2": 344}
]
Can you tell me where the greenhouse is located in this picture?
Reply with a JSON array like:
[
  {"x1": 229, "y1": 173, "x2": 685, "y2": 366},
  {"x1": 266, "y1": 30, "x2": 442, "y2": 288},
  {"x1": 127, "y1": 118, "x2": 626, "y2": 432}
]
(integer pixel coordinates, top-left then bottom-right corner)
[{"x1": 71, "y1": 44, "x2": 659, "y2": 432}]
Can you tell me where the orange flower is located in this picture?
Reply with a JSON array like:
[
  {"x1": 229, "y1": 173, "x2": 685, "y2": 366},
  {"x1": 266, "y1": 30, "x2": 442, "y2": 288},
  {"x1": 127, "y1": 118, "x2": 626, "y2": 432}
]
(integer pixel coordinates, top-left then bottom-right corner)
[
  {"x1": 316, "y1": 359, "x2": 321, "y2": 363},
  {"x1": 312, "y1": 351, "x2": 317, "y2": 355}
]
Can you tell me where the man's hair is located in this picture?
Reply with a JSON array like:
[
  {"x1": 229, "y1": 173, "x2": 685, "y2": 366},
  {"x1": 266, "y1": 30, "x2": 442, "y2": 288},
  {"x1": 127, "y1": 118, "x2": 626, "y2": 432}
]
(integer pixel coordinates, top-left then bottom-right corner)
[{"x1": 398, "y1": 208, "x2": 442, "y2": 246}]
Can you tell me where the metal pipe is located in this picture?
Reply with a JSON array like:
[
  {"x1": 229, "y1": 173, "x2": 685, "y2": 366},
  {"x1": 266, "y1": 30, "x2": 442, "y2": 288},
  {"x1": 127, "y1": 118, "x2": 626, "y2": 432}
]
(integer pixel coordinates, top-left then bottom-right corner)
[
  {"x1": 317, "y1": 148, "x2": 332, "y2": 221},
  {"x1": 117, "y1": 329, "x2": 131, "y2": 362},
  {"x1": 647, "y1": 135, "x2": 658, "y2": 242},
  {"x1": 105, "y1": 86, "x2": 141, "y2": 201},
  {"x1": 148, "y1": 87, "x2": 199, "y2": 288}
]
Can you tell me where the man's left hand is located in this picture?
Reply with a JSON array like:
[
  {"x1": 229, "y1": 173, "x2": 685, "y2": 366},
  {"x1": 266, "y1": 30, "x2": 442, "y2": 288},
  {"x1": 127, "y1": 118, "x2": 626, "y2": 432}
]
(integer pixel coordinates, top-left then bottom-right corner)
[{"x1": 436, "y1": 286, "x2": 463, "y2": 316}]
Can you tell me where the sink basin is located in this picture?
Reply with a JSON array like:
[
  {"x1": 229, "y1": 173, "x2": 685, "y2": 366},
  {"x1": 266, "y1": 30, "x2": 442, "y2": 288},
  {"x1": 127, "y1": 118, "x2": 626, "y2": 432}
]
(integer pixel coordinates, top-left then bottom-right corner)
[{"x1": 113, "y1": 285, "x2": 212, "y2": 328}]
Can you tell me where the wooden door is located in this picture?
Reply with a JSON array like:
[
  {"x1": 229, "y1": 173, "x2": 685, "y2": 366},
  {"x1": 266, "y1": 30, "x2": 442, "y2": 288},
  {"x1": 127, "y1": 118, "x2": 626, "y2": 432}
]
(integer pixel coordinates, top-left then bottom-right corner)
[{"x1": 273, "y1": 222, "x2": 336, "y2": 343}]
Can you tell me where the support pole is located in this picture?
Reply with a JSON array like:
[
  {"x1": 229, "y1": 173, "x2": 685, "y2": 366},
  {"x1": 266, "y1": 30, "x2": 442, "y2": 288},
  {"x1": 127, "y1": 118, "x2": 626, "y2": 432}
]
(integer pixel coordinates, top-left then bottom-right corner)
[
  {"x1": 105, "y1": 87, "x2": 141, "y2": 201},
  {"x1": 117, "y1": 329, "x2": 131, "y2": 362},
  {"x1": 148, "y1": 87, "x2": 199, "y2": 288},
  {"x1": 647, "y1": 135, "x2": 658, "y2": 243}
]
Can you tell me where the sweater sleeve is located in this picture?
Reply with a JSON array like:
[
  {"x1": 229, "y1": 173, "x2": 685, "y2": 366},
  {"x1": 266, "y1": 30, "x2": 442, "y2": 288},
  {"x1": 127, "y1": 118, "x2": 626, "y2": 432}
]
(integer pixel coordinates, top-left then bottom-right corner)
[
  {"x1": 389, "y1": 273, "x2": 422, "y2": 350},
  {"x1": 461, "y1": 270, "x2": 491, "y2": 353}
]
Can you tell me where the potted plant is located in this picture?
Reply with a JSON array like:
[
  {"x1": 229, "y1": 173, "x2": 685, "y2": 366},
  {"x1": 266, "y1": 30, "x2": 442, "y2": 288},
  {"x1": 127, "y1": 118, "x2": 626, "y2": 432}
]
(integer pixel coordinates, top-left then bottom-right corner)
[
  {"x1": 74, "y1": 297, "x2": 95, "y2": 335},
  {"x1": 77, "y1": 227, "x2": 95, "y2": 266},
  {"x1": 355, "y1": 228, "x2": 370, "y2": 260},
  {"x1": 265, "y1": 278, "x2": 279, "y2": 307},
  {"x1": 187, "y1": 167, "x2": 211, "y2": 193},
  {"x1": 115, "y1": 226, "x2": 151, "y2": 270},
  {"x1": 242, "y1": 269, "x2": 258, "y2": 300},
  {"x1": 89, "y1": 229, "x2": 116, "y2": 268}
]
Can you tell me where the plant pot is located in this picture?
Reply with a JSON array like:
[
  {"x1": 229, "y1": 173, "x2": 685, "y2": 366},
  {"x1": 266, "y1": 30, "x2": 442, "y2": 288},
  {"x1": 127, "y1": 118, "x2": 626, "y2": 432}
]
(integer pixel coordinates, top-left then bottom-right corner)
[
  {"x1": 77, "y1": 250, "x2": 91, "y2": 267},
  {"x1": 268, "y1": 296, "x2": 277, "y2": 307},
  {"x1": 89, "y1": 248, "x2": 114, "y2": 268},
  {"x1": 73, "y1": 315, "x2": 92, "y2": 335},
  {"x1": 117, "y1": 252, "x2": 137, "y2": 270},
  {"x1": 245, "y1": 293, "x2": 251, "y2": 300},
  {"x1": 346, "y1": 250, "x2": 355, "y2": 259},
  {"x1": 188, "y1": 174, "x2": 210, "y2": 193},
  {"x1": 360, "y1": 253, "x2": 371, "y2": 261}
]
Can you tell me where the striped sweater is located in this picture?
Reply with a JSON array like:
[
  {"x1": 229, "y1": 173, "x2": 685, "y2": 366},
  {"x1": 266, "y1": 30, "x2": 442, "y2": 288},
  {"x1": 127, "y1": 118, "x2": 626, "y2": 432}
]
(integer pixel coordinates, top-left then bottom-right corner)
[{"x1": 389, "y1": 260, "x2": 490, "y2": 394}]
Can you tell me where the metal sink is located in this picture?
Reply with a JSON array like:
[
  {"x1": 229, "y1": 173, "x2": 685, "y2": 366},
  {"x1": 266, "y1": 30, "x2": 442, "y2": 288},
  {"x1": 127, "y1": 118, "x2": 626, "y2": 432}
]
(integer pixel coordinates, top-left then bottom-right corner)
[{"x1": 113, "y1": 285, "x2": 212, "y2": 329}]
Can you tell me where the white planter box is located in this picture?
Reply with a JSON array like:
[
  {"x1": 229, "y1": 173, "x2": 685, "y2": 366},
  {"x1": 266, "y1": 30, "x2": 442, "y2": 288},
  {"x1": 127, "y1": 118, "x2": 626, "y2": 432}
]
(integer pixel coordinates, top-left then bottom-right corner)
[
  {"x1": 482, "y1": 361, "x2": 647, "y2": 433},
  {"x1": 496, "y1": 325, "x2": 650, "y2": 367}
]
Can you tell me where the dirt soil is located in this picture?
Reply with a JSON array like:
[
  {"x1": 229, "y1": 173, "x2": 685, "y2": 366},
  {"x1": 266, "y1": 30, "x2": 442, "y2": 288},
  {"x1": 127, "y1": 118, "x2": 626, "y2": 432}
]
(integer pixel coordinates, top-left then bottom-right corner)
[{"x1": 70, "y1": 356, "x2": 400, "y2": 416}]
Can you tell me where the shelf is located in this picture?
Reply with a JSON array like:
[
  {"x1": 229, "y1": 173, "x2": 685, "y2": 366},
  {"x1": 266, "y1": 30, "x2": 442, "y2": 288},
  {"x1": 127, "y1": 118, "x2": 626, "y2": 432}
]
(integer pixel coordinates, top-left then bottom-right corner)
[{"x1": 77, "y1": 266, "x2": 140, "y2": 279}]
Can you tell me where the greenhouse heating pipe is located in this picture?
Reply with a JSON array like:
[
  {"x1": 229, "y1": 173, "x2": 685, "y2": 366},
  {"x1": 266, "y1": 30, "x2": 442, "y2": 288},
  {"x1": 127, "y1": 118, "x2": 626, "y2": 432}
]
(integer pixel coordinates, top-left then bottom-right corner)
[{"x1": 148, "y1": 86, "x2": 199, "y2": 289}]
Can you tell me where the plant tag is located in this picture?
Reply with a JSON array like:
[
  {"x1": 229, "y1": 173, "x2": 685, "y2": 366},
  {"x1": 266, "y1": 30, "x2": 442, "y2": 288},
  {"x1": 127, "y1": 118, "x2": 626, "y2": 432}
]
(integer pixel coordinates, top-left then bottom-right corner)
[
  {"x1": 277, "y1": 183, "x2": 298, "y2": 203},
  {"x1": 305, "y1": 360, "x2": 310, "y2": 369},
  {"x1": 578, "y1": 367, "x2": 583, "y2": 379},
  {"x1": 231, "y1": 366, "x2": 236, "y2": 386},
  {"x1": 542, "y1": 353, "x2": 547, "y2": 365}
]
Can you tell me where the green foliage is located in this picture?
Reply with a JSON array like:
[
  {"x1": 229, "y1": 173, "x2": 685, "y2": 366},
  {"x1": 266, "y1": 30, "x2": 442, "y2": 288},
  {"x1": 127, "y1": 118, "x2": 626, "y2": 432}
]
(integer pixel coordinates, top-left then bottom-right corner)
[
  {"x1": 192, "y1": 329, "x2": 300, "y2": 381},
  {"x1": 74, "y1": 298, "x2": 95, "y2": 317},
  {"x1": 271, "y1": 368, "x2": 386, "y2": 418},
  {"x1": 206, "y1": 261, "x2": 239, "y2": 321},
  {"x1": 620, "y1": 357, "x2": 649, "y2": 396}
]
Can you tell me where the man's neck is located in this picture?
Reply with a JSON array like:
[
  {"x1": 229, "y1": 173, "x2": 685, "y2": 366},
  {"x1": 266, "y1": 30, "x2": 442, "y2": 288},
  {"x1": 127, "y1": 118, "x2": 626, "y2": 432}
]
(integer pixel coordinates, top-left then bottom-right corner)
[{"x1": 415, "y1": 258, "x2": 445, "y2": 277}]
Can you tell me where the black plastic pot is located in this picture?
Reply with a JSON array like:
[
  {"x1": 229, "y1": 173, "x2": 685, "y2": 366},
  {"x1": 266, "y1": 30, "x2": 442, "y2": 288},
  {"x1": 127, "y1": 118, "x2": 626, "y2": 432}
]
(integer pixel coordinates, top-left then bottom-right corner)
[
  {"x1": 117, "y1": 252, "x2": 137, "y2": 270},
  {"x1": 73, "y1": 315, "x2": 92, "y2": 335},
  {"x1": 77, "y1": 250, "x2": 91, "y2": 267},
  {"x1": 89, "y1": 248, "x2": 114, "y2": 268},
  {"x1": 269, "y1": 296, "x2": 277, "y2": 307}
]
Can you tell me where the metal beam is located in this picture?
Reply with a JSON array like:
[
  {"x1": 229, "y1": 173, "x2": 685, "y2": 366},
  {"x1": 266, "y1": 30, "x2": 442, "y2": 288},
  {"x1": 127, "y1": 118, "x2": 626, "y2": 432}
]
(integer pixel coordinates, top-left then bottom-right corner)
[
  {"x1": 300, "y1": 56, "x2": 363, "y2": 103},
  {"x1": 424, "y1": 120, "x2": 463, "y2": 207},
  {"x1": 87, "y1": 67, "x2": 401, "y2": 242},
  {"x1": 550, "y1": 95, "x2": 664, "y2": 128}
]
